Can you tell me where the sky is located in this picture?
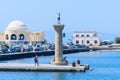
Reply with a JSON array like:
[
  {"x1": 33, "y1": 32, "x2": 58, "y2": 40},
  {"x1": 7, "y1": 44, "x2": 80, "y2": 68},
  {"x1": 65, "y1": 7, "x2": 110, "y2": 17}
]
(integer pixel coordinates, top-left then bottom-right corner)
[{"x1": 0, "y1": 0, "x2": 120, "y2": 41}]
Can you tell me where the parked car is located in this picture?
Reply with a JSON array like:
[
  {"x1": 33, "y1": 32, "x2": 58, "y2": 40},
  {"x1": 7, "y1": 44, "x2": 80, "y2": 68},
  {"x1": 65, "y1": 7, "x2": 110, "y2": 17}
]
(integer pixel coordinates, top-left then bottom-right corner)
[
  {"x1": 10, "y1": 46, "x2": 22, "y2": 52},
  {"x1": 74, "y1": 44, "x2": 89, "y2": 49},
  {"x1": 1, "y1": 47, "x2": 9, "y2": 53},
  {"x1": 23, "y1": 45, "x2": 33, "y2": 52},
  {"x1": 33, "y1": 45, "x2": 44, "y2": 51},
  {"x1": 28, "y1": 46, "x2": 33, "y2": 51},
  {"x1": 47, "y1": 45, "x2": 55, "y2": 50}
]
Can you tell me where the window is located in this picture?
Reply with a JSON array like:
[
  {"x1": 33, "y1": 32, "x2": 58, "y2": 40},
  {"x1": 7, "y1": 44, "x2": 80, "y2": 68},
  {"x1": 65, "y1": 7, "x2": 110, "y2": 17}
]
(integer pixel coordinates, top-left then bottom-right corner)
[
  {"x1": 6, "y1": 34, "x2": 9, "y2": 40},
  {"x1": 81, "y1": 40, "x2": 84, "y2": 43},
  {"x1": 94, "y1": 40, "x2": 98, "y2": 44},
  {"x1": 76, "y1": 35, "x2": 79, "y2": 37},
  {"x1": 19, "y1": 34, "x2": 24, "y2": 40},
  {"x1": 81, "y1": 35, "x2": 84, "y2": 37},
  {"x1": 11, "y1": 34, "x2": 17, "y2": 40},
  {"x1": 86, "y1": 34, "x2": 90, "y2": 37},
  {"x1": 76, "y1": 40, "x2": 79, "y2": 44},
  {"x1": 87, "y1": 40, "x2": 90, "y2": 44}
]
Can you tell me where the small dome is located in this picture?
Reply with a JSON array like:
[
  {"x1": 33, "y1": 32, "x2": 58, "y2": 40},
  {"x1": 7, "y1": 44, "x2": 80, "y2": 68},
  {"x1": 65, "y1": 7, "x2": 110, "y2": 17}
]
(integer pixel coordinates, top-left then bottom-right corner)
[{"x1": 6, "y1": 20, "x2": 28, "y2": 31}]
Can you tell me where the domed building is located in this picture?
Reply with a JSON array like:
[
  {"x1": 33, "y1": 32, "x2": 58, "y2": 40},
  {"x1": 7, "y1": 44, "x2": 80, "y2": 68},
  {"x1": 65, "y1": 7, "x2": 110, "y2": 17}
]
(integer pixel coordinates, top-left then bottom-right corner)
[{"x1": 0, "y1": 20, "x2": 45, "y2": 46}]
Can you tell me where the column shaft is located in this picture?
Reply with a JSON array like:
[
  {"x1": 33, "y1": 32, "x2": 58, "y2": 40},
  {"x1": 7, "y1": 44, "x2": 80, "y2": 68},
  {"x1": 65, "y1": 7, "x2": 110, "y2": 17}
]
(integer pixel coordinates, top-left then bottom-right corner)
[{"x1": 55, "y1": 30, "x2": 63, "y2": 62}]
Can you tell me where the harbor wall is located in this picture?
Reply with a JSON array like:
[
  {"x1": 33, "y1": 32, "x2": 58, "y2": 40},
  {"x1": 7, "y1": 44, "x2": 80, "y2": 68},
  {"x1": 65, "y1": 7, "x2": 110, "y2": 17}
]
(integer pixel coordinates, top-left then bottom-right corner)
[{"x1": 0, "y1": 48, "x2": 90, "y2": 60}]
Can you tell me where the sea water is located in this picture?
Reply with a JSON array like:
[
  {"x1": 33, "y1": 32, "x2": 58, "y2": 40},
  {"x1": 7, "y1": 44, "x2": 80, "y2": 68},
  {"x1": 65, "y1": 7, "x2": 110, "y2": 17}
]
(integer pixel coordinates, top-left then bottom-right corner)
[{"x1": 0, "y1": 51, "x2": 120, "y2": 80}]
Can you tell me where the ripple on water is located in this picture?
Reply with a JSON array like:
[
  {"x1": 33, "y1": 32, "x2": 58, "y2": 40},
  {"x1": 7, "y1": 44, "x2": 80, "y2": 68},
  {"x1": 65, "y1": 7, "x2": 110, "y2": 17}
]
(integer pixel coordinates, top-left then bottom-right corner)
[{"x1": 0, "y1": 51, "x2": 120, "y2": 80}]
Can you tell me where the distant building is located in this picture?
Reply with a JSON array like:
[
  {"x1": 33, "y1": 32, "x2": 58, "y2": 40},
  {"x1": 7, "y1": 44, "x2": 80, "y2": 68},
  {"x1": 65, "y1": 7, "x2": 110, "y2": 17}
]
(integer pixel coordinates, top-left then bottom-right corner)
[
  {"x1": 0, "y1": 20, "x2": 45, "y2": 46},
  {"x1": 72, "y1": 31, "x2": 101, "y2": 46}
]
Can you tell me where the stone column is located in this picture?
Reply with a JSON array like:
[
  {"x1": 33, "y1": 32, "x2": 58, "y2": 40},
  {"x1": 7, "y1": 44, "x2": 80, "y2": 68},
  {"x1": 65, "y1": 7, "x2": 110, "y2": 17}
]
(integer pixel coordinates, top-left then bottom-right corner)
[{"x1": 51, "y1": 24, "x2": 67, "y2": 65}]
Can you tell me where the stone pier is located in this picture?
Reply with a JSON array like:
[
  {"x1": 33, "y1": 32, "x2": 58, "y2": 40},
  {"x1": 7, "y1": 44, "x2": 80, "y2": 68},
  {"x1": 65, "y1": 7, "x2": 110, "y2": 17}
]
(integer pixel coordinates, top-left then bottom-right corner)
[{"x1": 0, "y1": 63, "x2": 88, "y2": 72}]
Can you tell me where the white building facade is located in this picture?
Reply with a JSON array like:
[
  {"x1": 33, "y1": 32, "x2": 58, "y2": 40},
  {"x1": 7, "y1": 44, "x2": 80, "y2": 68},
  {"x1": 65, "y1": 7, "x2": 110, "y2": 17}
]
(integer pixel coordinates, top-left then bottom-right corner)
[
  {"x1": 72, "y1": 31, "x2": 101, "y2": 46},
  {"x1": 0, "y1": 20, "x2": 45, "y2": 47}
]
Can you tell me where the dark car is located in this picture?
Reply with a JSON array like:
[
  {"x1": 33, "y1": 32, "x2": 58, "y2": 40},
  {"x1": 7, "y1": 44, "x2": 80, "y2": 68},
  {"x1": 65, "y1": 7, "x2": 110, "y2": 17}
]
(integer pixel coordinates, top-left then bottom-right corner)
[
  {"x1": 1, "y1": 47, "x2": 9, "y2": 53},
  {"x1": 23, "y1": 46, "x2": 33, "y2": 52},
  {"x1": 10, "y1": 46, "x2": 22, "y2": 52},
  {"x1": 47, "y1": 45, "x2": 55, "y2": 50},
  {"x1": 74, "y1": 44, "x2": 89, "y2": 49},
  {"x1": 34, "y1": 45, "x2": 44, "y2": 51}
]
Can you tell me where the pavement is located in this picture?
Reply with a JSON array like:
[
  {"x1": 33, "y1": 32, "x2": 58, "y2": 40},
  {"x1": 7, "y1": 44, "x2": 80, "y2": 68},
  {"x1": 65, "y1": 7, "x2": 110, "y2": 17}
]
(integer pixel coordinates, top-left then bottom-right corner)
[{"x1": 0, "y1": 63, "x2": 89, "y2": 72}]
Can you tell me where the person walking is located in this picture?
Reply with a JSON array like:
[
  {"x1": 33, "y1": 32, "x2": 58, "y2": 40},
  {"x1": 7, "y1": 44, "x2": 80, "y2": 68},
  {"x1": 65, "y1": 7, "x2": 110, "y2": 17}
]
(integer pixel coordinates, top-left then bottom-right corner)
[{"x1": 34, "y1": 55, "x2": 39, "y2": 66}]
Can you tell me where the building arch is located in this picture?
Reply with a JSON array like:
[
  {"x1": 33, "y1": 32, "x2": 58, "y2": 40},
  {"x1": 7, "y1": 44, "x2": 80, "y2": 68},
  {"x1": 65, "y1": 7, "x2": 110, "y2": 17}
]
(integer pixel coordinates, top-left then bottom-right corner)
[
  {"x1": 11, "y1": 34, "x2": 17, "y2": 40},
  {"x1": 6, "y1": 34, "x2": 9, "y2": 40},
  {"x1": 19, "y1": 34, "x2": 24, "y2": 40}
]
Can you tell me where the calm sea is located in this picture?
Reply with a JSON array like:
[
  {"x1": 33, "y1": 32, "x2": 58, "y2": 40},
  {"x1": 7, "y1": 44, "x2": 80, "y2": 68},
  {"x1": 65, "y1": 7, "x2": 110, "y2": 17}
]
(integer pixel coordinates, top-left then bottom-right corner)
[{"x1": 0, "y1": 51, "x2": 120, "y2": 80}]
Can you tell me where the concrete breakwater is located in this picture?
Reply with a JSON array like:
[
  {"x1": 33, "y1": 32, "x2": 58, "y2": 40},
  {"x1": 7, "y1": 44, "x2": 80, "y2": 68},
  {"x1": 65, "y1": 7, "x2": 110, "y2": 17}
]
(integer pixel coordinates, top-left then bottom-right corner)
[
  {"x1": 90, "y1": 45, "x2": 120, "y2": 51},
  {"x1": 0, "y1": 63, "x2": 89, "y2": 72},
  {"x1": 0, "y1": 48, "x2": 90, "y2": 60}
]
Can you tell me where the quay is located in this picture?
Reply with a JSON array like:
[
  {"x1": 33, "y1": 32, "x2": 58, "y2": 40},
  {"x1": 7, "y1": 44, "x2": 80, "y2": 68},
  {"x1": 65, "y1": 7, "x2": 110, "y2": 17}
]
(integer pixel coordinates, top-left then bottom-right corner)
[
  {"x1": 0, "y1": 48, "x2": 90, "y2": 60},
  {"x1": 0, "y1": 63, "x2": 89, "y2": 72},
  {"x1": 90, "y1": 45, "x2": 120, "y2": 51},
  {"x1": 1, "y1": 46, "x2": 119, "y2": 61}
]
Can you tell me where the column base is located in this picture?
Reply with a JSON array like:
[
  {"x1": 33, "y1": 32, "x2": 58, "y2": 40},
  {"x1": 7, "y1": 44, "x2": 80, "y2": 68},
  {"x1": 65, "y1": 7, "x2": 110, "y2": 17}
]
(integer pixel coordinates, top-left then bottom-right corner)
[{"x1": 51, "y1": 61, "x2": 68, "y2": 65}]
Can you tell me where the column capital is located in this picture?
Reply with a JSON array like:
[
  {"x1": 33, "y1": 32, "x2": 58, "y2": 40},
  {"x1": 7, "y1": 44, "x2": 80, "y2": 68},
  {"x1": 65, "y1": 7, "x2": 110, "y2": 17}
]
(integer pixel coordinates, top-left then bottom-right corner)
[{"x1": 53, "y1": 24, "x2": 64, "y2": 32}]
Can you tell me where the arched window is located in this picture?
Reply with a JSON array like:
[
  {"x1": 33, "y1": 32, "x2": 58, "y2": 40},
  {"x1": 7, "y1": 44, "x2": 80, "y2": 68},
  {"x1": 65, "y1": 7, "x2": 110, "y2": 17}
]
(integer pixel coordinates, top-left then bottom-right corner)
[
  {"x1": 86, "y1": 34, "x2": 90, "y2": 37},
  {"x1": 6, "y1": 34, "x2": 9, "y2": 40},
  {"x1": 76, "y1": 40, "x2": 79, "y2": 44},
  {"x1": 76, "y1": 35, "x2": 79, "y2": 37},
  {"x1": 94, "y1": 40, "x2": 98, "y2": 44},
  {"x1": 11, "y1": 34, "x2": 17, "y2": 40},
  {"x1": 87, "y1": 40, "x2": 90, "y2": 44},
  {"x1": 81, "y1": 35, "x2": 84, "y2": 37},
  {"x1": 19, "y1": 34, "x2": 24, "y2": 40}
]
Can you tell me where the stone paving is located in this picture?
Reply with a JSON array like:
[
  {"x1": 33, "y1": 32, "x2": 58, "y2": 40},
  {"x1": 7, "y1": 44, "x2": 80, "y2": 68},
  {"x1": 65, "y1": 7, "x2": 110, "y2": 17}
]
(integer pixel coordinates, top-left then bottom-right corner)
[{"x1": 0, "y1": 63, "x2": 89, "y2": 72}]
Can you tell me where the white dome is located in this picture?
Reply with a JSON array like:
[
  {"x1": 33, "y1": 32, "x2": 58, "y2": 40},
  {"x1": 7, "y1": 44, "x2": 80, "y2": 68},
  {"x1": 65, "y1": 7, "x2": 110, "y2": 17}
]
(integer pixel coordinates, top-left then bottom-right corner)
[{"x1": 6, "y1": 20, "x2": 28, "y2": 31}]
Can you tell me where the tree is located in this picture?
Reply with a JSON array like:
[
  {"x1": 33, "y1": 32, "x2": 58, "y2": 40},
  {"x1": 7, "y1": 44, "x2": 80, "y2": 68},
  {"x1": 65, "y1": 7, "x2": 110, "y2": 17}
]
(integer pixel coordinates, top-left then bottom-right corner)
[{"x1": 115, "y1": 37, "x2": 120, "y2": 43}]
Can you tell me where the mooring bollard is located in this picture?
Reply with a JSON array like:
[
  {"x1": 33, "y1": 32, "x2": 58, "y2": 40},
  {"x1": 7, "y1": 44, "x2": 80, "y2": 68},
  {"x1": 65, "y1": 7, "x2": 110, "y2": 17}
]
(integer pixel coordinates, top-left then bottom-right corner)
[
  {"x1": 72, "y1": 61, "x2": 76, "y2": 67},
  {"x1": 77, "y1": 59, "x2": 80, "y2": 65}
]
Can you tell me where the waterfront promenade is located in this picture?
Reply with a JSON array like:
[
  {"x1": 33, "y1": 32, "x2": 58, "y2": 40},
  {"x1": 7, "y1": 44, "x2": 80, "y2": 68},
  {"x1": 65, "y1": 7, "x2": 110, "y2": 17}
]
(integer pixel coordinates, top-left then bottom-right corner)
[
  {"x1": 0, "y1": 63, "x2": 89, "y2": 72},
  {"x1": 0, "y1": 46, "x2": 120, "y2": 61},
  {"x1": 90, "y1": 45, "x2": 120, "y2": 51},
  {"x1": 0, "y1": 48, "x2": 90, "y2": 60}
]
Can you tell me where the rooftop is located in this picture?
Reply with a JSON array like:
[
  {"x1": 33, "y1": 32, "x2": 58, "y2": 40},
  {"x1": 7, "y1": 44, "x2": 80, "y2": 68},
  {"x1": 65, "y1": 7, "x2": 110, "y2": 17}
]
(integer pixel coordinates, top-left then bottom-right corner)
[
  {"x1": 73, "y1": 31, "x2": 97, "y2": 33},
  {"x1": 5, "y1": 20, "x2": 28, "y2": 31}
]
